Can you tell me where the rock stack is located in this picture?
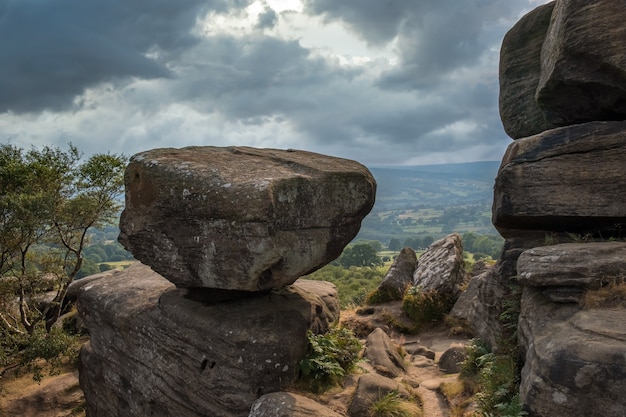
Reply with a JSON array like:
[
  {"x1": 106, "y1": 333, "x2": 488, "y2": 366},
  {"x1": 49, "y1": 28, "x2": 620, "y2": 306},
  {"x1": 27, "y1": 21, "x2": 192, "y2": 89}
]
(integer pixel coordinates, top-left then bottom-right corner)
[
  {"x1": 76, "y1": 146, "x2": 376, "y2": 417},
  {"x1": 494, "y1": 1, "x2": 626, "y2": 416}
]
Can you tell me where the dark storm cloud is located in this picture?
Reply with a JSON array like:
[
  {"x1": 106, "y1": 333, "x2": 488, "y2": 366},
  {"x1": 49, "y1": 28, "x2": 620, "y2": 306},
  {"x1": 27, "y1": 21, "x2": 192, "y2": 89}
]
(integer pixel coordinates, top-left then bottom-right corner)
[
  {"x1": 0, "y1": 0, "x2": 248, "y2": 114},
  {"x1": 304, "y1": 0, "x2": 518, "y2": 87}
]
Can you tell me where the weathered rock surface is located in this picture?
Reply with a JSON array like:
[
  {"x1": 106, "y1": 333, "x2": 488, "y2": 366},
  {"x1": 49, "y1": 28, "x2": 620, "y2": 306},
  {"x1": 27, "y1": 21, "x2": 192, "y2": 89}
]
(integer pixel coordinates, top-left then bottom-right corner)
[
  {"x1": 438, "y1": 346, "x2": 466, "y2": 374},
  {"x1": 517, "y1": 242, "x2": 626, "y2": 289},
  {"x1": 518, "y1": 288, "x2": 626, "y2": 417},
  {"x1": 493, "y1": 121, "x2": 626, "y2": 238},
  {"x1": 499, "y1": 2, "x2": 556, "y2": 139},
  {"x1": 347, "y1": 373, "x2": 411, "y2": 417},
  {"x1": 412, "y1": 233, "x2": 465, "y2": 298},
  {"x1": 248, "y1": 392, "x2": 342, "y2": 417},
  {"x1": 119, "y1": 146, "x2": 376, "y2": 291},
  {"x1": 77, "y1": 262, "x2": 339, "y2": 417},
  {"x1": 449, "y1": 265, "x2": 506, "y2": 348},
  {"x1": 536, "y1": 0, "x2": 626, "y2": 126},
  {"x1": 376, "y1": 247, "x2": 417, "y2": 300},
  {"x1": 364, "y1": 328, "x2": 407, "y2": 378}
]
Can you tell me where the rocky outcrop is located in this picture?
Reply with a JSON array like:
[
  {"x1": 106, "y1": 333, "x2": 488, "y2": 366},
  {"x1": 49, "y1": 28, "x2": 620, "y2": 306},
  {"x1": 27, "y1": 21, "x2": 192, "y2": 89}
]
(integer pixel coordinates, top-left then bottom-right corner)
[
  {"x1": 495, "y1": 2, "x2": 626, "y2": 415},
  {"x1": 517, "y1": 242, "x2": 626, "y2": 291},
  {"x1": 78, "y1": 263, "x2": 340, "y2": 417},
  {"x1": 119, "y1": 146, "x2": 376, "y2": 291},
  {"x1": 77, "y1": 146, "x2": 376, "y2": 417},
  {"x1": 536, "y1": 0, "x2": 626, "y2": 126},
  {"x1": 493, "y1": 121, "x2": 626, "y2": 239},
  {"x1": 499, "y1": 2, "x2": 556, "y2": 139},
  {"x1": 520, "y1": 295, "x2": 626, "y2": 417},
  {"x1": 376, "y1": 247, "x2": 417, "y2": 300},
  {"x1": 412, "y1": 233, "x2": 465, "y2": 298},
  {"x1": 449, "y1": 264, "x2": 505, "y2": 348}
]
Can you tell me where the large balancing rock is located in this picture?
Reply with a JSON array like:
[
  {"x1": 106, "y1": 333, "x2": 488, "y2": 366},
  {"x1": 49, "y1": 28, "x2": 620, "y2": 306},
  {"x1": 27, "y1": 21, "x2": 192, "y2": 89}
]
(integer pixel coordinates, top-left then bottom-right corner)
[
  {"x1": 537, "y1": 0, "x2": 626, "y2": 125},
  {"x1": 119, "y1": 146, "x2": 376, "y2": 291},
  {"x1": 493, "y1": 121, "x2": 626, "y2": 238}
]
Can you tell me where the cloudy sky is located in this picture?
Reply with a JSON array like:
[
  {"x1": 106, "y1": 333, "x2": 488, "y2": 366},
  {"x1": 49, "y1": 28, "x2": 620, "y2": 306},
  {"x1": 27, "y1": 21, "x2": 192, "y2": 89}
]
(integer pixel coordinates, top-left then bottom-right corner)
[{"x1": 0, "y1": 0, "x2": 550, "y2": 166}]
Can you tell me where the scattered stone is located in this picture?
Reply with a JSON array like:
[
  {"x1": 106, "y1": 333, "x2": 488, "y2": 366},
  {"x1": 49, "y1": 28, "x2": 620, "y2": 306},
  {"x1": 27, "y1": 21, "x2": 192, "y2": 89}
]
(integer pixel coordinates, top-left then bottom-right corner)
[
  {"x1": 438, "y1": 346, "x2": 467, "y2": 374},
  {"x1": 119, "y1": 146, "x2": 376, "y2": 291},
  {"x1": 499, "y1": 1, "x2": 556, "y2": 138},
  {"x1": 347, "y1": 373, "x2": 411, "y2": 417},
  {"x1": 248, "y1": 392, "x2": 342, "y2": 417},
  {"x1": 364, "y1": 328, "x2": 407, "y2": 378},
  {"x1": 403, "y1": 342, "x2": 436, "y2": 360}
]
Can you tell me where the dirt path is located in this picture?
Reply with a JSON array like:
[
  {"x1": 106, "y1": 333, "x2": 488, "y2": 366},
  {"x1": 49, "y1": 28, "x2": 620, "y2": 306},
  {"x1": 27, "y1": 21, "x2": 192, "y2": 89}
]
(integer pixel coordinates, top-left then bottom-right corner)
[{"x1": 0, "y1": 368, "x2": 84, "y2": 417}]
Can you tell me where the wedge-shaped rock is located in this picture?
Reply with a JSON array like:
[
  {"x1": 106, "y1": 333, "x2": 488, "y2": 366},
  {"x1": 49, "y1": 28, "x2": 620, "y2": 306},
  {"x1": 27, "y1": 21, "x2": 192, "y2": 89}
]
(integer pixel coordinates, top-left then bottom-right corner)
[
  {"x1": 119, "y1": 146, "x2": 376, "y2": 290},
  {"x1": 493, "y1": 121, "x2": 626, "y2": 238},
  {"x1": 499, "y1": 2, "x2": 556, "y2": 139},
  {"x1": 77, "y1": 263, "x2": 340, "y2": 417},
  {"x1": 412, "y1": 233, "x2": 465, "y2": 298},
  {"x1": 537, "y1": 0, "x2": 626, "y2": 125}
]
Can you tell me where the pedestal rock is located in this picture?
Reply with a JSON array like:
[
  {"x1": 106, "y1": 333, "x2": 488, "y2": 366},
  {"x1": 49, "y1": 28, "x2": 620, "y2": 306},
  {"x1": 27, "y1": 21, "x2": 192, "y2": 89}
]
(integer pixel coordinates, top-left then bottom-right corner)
[{"x1": 78, "y1": 263, "x2": 340, "y2": 417}]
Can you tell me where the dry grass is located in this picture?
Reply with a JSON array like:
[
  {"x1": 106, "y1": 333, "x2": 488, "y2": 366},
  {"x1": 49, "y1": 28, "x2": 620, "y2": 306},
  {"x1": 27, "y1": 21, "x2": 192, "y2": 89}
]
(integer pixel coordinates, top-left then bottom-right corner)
[{"x1": 581, "y1": 280, "x2": 626, "y2": 309}]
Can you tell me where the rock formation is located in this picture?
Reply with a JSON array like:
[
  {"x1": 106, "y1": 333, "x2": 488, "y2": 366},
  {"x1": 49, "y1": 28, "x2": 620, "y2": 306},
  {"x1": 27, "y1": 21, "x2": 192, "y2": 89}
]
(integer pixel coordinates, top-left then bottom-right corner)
[
  {"x1": 77, "y1": 147, "x2": 375, "y2": 417},
  {"x1": 119, "y1": 146, "x2": 376, "y2": 291},
  {"x1": 493, "y1": 1, "x2": 626, "y2": 415},
  {"x1": 412, "y1": 233, "x2": 466, "y2": 299},
  {"x1": 375, "y1": 247, "x2": 417, "y2": 300}
]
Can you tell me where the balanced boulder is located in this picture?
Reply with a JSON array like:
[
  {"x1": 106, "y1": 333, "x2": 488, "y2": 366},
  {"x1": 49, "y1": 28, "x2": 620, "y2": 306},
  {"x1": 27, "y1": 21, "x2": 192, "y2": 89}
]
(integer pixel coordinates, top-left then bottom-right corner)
[{"x1": 119, "y1": 146, "x2": 376, "y2": 291}]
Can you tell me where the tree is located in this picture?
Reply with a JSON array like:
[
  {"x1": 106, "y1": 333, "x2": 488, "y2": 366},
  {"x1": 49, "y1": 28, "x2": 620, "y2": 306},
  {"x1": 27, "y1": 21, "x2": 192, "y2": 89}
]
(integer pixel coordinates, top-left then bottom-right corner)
[
  {"x1": 339, "y1": 243, "x2": 382, "y2": 268},
  {"x1": 0, "y1": 144, "x2": 126, "y2": 337},
  {"x1": 388, "y1": 238, "x2": 402, "y2": 251}
]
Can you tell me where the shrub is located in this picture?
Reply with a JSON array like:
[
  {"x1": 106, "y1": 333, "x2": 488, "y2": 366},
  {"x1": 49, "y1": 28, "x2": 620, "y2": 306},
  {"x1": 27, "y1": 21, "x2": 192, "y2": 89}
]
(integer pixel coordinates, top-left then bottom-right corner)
[
  {"x1": 401, "y1": 287, "x2": 455, "y2": 331},
  {"x1": 298, "y1": 327, "x2": 362, "y2": 392},
  {"x1": 458, "y1": 339, "x2": 526, "y2": 417},
  {"x1": 369, "y1": 390, "x2": 423, "y2": 417},
  {"x1": 19, "y1": 325, "x2": 81, "y2": 382}
]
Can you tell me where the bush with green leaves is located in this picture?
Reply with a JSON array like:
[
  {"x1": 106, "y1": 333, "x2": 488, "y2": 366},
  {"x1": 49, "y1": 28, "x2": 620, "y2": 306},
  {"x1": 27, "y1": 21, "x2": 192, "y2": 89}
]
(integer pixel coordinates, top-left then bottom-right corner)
[
  {"x1": 303, "y1": 264, "x2": 385, "y2": 308},
  {"x1": 401, "y1": 286, "x2": 455, "y2": 331},
  {"x1": 19, "y1": 326, "x2": 80, "y2": 381},
  {"x1": 459, "y1": 339, "x2": 526, "y2": 417},
  {"x1": 298, "y1": 327, "x2": 362, "y2": 392}
]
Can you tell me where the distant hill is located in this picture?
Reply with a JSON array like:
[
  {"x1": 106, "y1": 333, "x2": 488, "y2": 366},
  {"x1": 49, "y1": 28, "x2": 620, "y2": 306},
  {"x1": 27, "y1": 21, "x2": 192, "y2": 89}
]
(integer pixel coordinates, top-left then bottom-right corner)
[
  {"x1": 368, "y1": 161, "x2": 500, "y2": 208},
  {"x1": 355, "y1": 161, "x2": 502, "y2": 244}
]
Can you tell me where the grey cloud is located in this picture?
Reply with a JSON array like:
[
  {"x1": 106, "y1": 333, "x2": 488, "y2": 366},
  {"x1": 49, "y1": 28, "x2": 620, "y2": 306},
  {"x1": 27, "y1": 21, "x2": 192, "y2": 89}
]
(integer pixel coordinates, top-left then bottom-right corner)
[
  {"x1": 256, "y1": 6, "x2": 278, "y2": 30},
  {"x1": 0, "y1": 0, "x2": 247, "y2": 114},
  {"x1": 304, "y1": 0, "x2": 519, "y2": 87}
]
